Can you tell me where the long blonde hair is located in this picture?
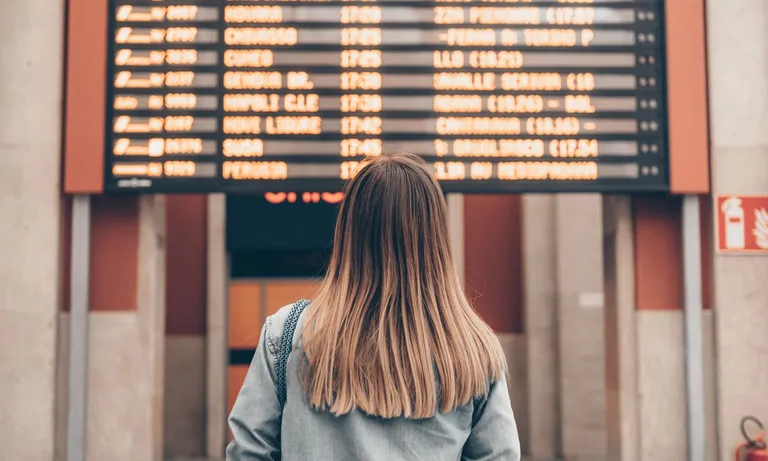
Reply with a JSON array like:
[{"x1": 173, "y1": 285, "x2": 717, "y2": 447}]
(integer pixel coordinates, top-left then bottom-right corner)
[{"x1": 300, "y1": 153, "x2": 506, "y2": 419}]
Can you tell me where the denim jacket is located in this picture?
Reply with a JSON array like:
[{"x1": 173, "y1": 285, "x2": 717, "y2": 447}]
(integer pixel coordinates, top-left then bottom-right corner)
[{"x1": 226, "y1": 304, "x2": 521, "y2": 461}]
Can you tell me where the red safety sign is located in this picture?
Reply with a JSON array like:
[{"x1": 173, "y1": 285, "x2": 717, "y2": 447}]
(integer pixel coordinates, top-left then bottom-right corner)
[{"x1": 716, "y1": 195, "x2": 768, "y2": 253}]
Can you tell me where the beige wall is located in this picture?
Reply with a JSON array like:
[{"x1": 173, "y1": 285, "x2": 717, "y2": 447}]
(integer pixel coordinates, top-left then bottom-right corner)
[
  {"x1": 602, "y1": 196, "x2": 719, "y2": 461},
  {"x1": 702, "y1": 312, "x2": 718, "y2": 461},
  {"x1": 55, "y1": 315, "x2": 70, "y2": 461},
  {"x1": 499, "y1": 334, "x2": 529, "y2": 455},
  {"x1": 207, "y1": 194, "x2": 229, "y2": 458},
  {"x1": 164, "y1": 337, "x2": 206, "y2": 457},
  {"x1": 163, "y1": 195, "x2": 208, "y2": 458},
  {"x1": 524, "y1": 195, "x2": 608, "y2": 460},
  {"x1": 523, "y1": 195, "x2": 560, "y2": 459},
  {"x1": 636, "y1": 311, "x2": 686, "y2": 461},
  {"x1": 555, "y1": 195, "x2": 607, "y2": 459},
  {"x1": 56, "y1": 312, "x2": 167, "y2": 461},
  {"x1": 0, "y1": 0, "x2": 65, "y2": 458},
  {"x1": 54, "y1": 198, "x2": 166, "y2": 461},
  {"x1": 603, "y1": 196, "x2": 640, "y2": 461},
  {"x1": 87, "y1": 312, "x2": 162, "y2": 460},
  {"x1": 706, "y1": 0, "x2": 768, "y2": 458}
]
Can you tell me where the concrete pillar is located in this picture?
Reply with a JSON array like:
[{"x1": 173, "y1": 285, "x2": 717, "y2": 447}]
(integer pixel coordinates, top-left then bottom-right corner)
[
  {"x1": 524, "y1": 194, "x2": 609, "y2": 460},
  {"x1": 0, "y1": 3, "x2": 64, "y2": 459},
  {"x1": 602, "y1": 196, "x2": 715, "y2": 461},
  {"x1": 85, "y1": 196, "x2": 166, "y2": 461},
  {"x1": 523, "y1": 195, "x2": 560, "y2": 459},
  {"x1": 139, "y1": 196, "x2": 167, "y2": 461},
  {"x1": 54, "y1": 197, "x2": 167, "y2": 461},
  {"x1": 602, "y1": 196, "x2": 640, "y2": 461},
  {"x1": 164, "y1": 195, "x2": 207, "y2": 458},
  {"x1": 554, "y1": 195, "x2": 607, "y2": 459},
  {"x1": 0, "y1": 0, "x2": 65, "y2": 459},
  {"x1": 702, "y1": 311, "x2": 719, "y2": 461},
  {"x1": 706, "y1": 0, "x2": 768, "y2": 458},
  {"x1": 207, "y1": 194, "x2": 229, "y2": 458},
  {"x1": 634, "y1": 197, "x2": 688, "y2": 461}
]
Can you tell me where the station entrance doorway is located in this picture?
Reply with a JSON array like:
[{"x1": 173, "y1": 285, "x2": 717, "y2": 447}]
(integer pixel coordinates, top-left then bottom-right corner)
[{"x1": 224, "y1": 193, "x2": 336, "y2": 438}]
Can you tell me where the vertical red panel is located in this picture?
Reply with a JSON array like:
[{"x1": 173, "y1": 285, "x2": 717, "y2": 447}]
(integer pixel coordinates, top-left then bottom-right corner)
[
  {"x1": 633, "y1": 196, "x2": 683, "y2": 311},
  {"x1": 61, "y1": 197, "x2": 140, "y2": 312},
  {"x1": 63, "y1": 0, "x2": 106, "y2": 193},
  {"x1": 665, "y1": 0, "x2": 710, "y2": 194},
  {"x1": 166, "y1": 195, "x2": 208, "y2": 335},
  {"x1": 89, "y1": 197, "x2": 139, "y2": 311},
  {"x1": 464, "y1": 195, "x2": 524, "y2": 333}
]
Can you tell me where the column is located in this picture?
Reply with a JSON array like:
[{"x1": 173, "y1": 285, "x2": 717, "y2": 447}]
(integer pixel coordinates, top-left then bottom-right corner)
[
  {"x1": 137, "y1": 195, "x2": 167, "y2": 461},
  {"x1": 603, "y1": 195, "x2": 698, "y2": 461},
  {"x1": 0, "y1": 0, "x2": 65, "y2": 459},
  {"x1": 81, "y1": 196, "x2": 166, "y2": 461},
  {"x1": 602, "y1": 195, "x2": 640, "y2": 461},
  {"x1": 632, "y1": 196, "x2": 687, "y2": 461},
  {"x1": 207, "y1": 193, "x2": 228, "y2": 458},
  {"x1": 706, "y1": 0, "x2": 768, "y2": 459},
  {"x1": 523, "y1": 193, "x2": 609, "y2": 460},
  {"x1": 466, "y1": 194, "x2": 611, "y2": 460},
  {"x1": 54, "y1": 196, "x2": 167, "y2": 460},
  {"x1": 523, "y1": 195, "x2": 560, "y2": 458},
  {"x1": 554, "y1": 194, "x2": 607, "y2": 459},
  {"x1": 164, "y1": 195, "x2": 207, "y2": 457}
]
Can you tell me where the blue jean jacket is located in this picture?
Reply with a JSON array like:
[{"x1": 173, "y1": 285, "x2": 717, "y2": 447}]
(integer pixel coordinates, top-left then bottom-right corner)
[{"x1": 226, "y1": 304, "x2": 521, "y2": 461}]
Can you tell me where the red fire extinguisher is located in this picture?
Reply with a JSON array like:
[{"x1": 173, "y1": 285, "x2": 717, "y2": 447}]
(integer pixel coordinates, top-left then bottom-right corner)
[{"x1": 735, "y1": 416, "x2": 768, "y2": 461}]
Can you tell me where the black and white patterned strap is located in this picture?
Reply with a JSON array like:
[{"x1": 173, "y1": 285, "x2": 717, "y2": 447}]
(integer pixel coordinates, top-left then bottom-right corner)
[{"x1": 276, "y1": 299, "x2": 311, "y2": 408}]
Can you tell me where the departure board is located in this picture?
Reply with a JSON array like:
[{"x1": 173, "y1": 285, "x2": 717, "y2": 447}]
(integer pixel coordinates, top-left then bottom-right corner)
[{"x1": 105, "y1": 0, "x2": 668, "y2": 194}]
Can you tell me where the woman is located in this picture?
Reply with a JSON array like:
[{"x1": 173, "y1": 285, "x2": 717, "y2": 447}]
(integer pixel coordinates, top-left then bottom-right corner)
[{"x1": 227, "y1": 153, "x2": 520, "y2": 461}]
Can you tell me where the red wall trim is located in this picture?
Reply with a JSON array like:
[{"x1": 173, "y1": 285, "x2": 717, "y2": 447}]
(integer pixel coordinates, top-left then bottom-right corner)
[
  {"x1": 90, "y1": 197, "x2": 139, "y2": 311},
  {"x1": 61, "y1": 197, "x2": 140, "y2": 312},
  {"x1": 63, "y1": 0, "x2": 106, "y2": 194},
  {"x1": 665, "y1": 0, "x2": 710, "y2": 194},
  {"x1": 166, "y1": 195, "x2": 208, "y2": 335},
  {"x1": 633, "y1": 196, "x2": 683, "y2": 311},
  {"x1": 464, "y1": 195, "x2": 524, "y2": 333}
]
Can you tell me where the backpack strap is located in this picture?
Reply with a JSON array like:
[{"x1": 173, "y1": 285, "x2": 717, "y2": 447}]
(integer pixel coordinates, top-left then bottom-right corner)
[{"x1": 276, "y1": 299, "x2": 311, "y2": 408}]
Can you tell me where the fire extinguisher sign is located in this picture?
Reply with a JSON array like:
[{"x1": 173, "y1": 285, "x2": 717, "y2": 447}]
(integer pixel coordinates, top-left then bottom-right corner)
[{"x1": 716, "y1": 195, "x2": 768, "y2": 253}]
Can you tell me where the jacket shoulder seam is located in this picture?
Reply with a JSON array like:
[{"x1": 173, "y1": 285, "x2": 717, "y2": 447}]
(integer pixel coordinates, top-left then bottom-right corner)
[{"x1": 265, "y1": 317, "x2": 279, "y2": 358}]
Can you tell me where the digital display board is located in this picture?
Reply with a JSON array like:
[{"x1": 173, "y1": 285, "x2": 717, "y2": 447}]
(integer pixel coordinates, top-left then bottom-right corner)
[{"x1": 106, "y1": 0, "x2": 668, "y2": 193}]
